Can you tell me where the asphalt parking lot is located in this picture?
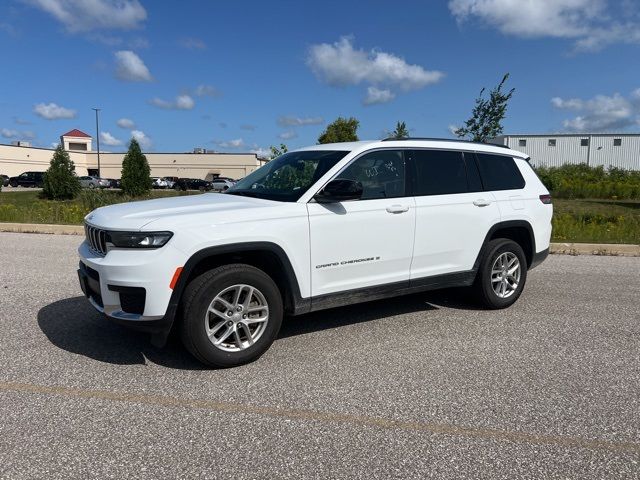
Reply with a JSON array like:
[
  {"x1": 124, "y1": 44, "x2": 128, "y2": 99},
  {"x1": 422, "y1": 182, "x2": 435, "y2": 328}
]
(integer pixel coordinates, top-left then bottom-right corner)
[{"x1": 0, "y1": 232, "x2": 638, "y2": 479}]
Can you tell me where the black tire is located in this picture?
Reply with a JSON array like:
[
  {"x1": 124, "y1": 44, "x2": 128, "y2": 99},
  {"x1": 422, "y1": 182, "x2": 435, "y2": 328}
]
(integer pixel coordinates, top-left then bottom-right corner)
[
  {"x1": 9, "y1": 181, "x2": 17, "y2": 187},
  {"x1": 472, "y1": 238, "x2": 527, "y2": 309},
  {"x1": 180, "y1": 264, "x2": 283, "y2": 368}
]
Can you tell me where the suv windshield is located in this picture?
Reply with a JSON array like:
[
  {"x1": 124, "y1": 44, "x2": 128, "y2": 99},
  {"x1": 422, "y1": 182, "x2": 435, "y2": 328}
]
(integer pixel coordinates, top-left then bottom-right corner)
[{"x1": 227, "y1": 150, "x2": 349, "y2": 202}]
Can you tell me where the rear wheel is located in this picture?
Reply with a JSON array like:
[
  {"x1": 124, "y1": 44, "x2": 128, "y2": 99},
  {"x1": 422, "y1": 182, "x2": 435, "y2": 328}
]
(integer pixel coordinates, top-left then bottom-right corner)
[
  {"x1": 180, "y1": 264, "x2": 283, "y2": 367},
  {"x1": 472, "y1": 239, "x2": 527, "y2": 309}
]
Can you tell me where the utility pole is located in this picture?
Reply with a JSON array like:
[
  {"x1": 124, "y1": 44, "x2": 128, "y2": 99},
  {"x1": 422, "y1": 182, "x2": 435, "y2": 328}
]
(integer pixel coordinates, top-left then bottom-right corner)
[{"x1": 92, "y1": 108, "x2": 101, "y2": 177}]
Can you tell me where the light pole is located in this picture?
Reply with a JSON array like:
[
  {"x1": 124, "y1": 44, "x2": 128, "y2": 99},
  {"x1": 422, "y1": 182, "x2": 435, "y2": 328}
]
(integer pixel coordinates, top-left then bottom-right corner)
[{"x1": 92, "y1": 108, "x2": 101, "y2": 177}]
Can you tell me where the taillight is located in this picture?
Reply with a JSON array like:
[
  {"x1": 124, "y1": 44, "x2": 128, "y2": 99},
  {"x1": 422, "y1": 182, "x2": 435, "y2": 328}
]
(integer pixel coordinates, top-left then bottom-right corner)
[{"x1": 539, "y1": 194, "x2": 552, "y2": 204}]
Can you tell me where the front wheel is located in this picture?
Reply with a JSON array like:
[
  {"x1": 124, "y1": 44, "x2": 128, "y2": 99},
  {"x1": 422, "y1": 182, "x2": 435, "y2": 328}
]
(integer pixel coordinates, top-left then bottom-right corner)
[
  {"x1": 472, "y1": 239, "x2": 527, "y2": 309},
  {"x1": 180, "y1": 264, "x2": 283, "y2": 367}
]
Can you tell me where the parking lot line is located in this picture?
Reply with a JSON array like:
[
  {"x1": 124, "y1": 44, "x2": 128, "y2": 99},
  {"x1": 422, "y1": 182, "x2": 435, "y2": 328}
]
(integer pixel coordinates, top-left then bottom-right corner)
[{"x1": 1, "y1": 379, "x2": 638, "y2": 454}]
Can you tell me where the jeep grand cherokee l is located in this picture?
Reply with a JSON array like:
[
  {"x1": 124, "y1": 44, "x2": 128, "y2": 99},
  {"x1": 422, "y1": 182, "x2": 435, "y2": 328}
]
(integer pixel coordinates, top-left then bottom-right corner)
[{"x1": 78, "y1": 138, "x2": 552, "y2": 367}]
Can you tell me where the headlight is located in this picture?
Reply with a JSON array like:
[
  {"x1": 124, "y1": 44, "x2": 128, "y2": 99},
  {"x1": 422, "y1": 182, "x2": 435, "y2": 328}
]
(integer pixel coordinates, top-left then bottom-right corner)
[{"x1": 107, "y1": 231, "x2": 173, "y2": 248}]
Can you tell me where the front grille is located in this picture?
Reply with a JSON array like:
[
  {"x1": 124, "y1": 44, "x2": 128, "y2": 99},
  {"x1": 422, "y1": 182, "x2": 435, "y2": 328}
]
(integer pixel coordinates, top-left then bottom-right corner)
[{"x1": 85, "y1": 223, "x2": 108, "y2": 255}]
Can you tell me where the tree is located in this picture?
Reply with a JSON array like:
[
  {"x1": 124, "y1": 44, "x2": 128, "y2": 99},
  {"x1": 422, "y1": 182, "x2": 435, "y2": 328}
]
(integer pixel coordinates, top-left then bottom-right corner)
[
  {"x1": 455, "y1": 74, "x2": 515, "y2": 142},
  {"x1": 317, "y1": 117, "x2": 359, "y2": 144},
  {"x1": 389, "y1": 121, "x2": 409, "y2": 139},
  {"x1": 120, "y1": 138, "x2": 151, "y2": 196},
  {"x1": 269, "y1": 143, "x2": 288, "y2": 160},
  {"x1": 42, "y1": 144, "x2": 81, "y2": 200}
]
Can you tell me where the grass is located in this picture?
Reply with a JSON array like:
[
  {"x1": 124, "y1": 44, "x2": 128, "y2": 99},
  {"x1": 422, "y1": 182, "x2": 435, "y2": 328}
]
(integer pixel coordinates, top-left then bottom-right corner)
[
  {"x1": 552, "y1": 199, "x2": 640, "y2": 244},
  {"x1": 1, "y1": 189, "x2": 639, "y2": 244},
  {"x1": 0, "y1": 189, "x2": 200, "y2": 225}
]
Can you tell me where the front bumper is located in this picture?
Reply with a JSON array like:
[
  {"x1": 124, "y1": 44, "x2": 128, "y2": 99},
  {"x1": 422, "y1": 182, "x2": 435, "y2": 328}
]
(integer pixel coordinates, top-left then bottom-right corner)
[{"x1": 77, "y1": 240, "x2": 186, "y2": 337}]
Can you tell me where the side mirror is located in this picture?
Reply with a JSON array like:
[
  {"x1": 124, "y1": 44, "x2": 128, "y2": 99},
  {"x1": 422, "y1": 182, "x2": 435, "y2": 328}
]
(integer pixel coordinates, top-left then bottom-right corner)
[{"x1": 314, "y1": 178, "x2": 363, "y2": 203}]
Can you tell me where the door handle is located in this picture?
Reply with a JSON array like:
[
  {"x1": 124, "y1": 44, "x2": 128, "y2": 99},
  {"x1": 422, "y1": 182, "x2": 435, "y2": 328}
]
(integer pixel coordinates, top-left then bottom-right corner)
[
  {"x1": 473, "y1": 199, "x2": 491, "y2": 207},
  {"x1": 386, "y1": 205, "x2": 410, "y2": 214}
]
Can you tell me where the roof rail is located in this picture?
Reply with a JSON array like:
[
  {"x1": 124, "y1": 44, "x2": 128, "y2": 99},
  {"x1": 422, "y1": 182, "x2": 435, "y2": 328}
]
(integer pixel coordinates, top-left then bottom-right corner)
[{"x1": 380, "y1": 137, "x2": 511, "y2": 149}]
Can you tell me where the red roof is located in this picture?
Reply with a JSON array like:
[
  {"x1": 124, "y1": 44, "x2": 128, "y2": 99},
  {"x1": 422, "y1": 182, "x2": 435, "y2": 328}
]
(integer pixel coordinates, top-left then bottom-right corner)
[{"x1": 61, "y1": 129, "x2": 91, "y2": 138}]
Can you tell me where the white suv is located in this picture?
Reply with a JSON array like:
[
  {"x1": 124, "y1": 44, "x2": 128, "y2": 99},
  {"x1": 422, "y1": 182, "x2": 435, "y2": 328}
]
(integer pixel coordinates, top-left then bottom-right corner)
[{"x1": 78, "y1": 139, "x2": 552, "y2": 367}]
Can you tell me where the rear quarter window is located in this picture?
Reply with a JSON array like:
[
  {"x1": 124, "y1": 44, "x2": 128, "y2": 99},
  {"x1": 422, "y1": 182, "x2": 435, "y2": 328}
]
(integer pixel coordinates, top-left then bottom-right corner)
[{"x1": 475, "y1": 153, "x2": 525, "y2": 191}]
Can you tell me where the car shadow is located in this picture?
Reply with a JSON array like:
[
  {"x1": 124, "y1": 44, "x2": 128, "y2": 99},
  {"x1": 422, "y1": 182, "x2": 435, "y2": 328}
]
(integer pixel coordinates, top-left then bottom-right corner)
[
  {"x1": 37, "y1": 296, "x2": 205, "y2": 370},
  {"x1": 278, "y1": 287, "x2": 482, "y2": 338},
  {"x1": 38, "y1": 288, "x2": 481, "y2": 367}
]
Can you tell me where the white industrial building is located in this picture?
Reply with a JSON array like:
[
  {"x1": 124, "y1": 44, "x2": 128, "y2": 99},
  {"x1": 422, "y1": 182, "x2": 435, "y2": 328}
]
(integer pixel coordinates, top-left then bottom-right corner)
[{"x1": 490, "y1": 133, "x2": 640, "y2": 170}]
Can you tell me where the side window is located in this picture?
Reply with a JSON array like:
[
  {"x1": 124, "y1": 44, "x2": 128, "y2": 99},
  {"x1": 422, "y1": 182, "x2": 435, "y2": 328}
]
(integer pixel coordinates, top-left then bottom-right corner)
[
  {"x1": 411, "y1": 149, "x2": 468, "y2": 196},
  {"x1": 463, "y1": 152, "x2": 483, "y2": 192},
  {"x1": 337, "y1": 150, "x2": 405, "y2": 200},
  {"x1": 475, "y1": 153, "x2": 525, "y2": 191}
]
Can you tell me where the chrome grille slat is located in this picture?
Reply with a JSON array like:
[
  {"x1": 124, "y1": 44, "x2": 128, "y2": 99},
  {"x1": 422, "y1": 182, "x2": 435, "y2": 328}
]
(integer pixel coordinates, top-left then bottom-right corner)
[{"x1": 85, "y1": 223, "x2": 107, "y2": 256}]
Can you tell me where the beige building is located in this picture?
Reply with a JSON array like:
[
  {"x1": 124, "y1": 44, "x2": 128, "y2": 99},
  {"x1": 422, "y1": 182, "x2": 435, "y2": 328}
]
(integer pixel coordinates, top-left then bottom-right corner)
[{"x1": 0, "y1": 129, "x2": 266, "y2": 180}]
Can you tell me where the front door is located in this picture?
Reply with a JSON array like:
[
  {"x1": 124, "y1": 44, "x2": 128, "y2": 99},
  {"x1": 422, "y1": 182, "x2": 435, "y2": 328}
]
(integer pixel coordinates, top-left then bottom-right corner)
[{"x1": 307, "y1": 149, "x2": 416, "y2": 297}]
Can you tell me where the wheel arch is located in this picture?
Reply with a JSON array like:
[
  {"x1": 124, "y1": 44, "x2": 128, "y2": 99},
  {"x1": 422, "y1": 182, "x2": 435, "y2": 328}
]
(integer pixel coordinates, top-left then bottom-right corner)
[
  {"x1": 474, "y1": 220, "x2": 536, "y2": 270},
  {"x1": 171, "y1": 242, "x2": 307, "y2": 317}
]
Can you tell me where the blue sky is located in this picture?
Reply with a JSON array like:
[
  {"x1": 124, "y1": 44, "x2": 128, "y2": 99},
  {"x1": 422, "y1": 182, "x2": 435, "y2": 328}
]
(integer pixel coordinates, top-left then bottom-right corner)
[{"x1": 1, "y1": 0, "x2": 640, "y2": 155}]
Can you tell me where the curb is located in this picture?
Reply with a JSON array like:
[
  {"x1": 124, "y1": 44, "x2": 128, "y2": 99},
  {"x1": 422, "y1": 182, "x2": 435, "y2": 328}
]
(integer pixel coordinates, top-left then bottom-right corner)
[
  {"x1": 0, "y1": 222, "x2": 638, "y2": 257},
  {"x1": 0, "y1": 222, "x2": 83, "y2": 235},
  {"x1": 549, "y1": 242, "x2": 640, "y2": 257}
]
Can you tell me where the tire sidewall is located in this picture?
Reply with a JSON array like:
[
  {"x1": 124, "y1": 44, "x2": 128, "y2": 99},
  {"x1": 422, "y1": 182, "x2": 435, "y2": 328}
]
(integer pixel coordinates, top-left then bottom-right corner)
[
  {"x1": 480, "y1": 240, "x2": 527, "y2": 309},
  {"x1": 184, "y1": 267, "x2": 283, "y2": 367}
]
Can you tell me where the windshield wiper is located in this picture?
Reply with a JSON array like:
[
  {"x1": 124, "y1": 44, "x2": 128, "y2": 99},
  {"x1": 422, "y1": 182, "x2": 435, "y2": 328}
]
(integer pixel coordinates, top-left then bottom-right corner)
[{"x1": 226, "y1": 190, "x2": 264, "y2": 198}]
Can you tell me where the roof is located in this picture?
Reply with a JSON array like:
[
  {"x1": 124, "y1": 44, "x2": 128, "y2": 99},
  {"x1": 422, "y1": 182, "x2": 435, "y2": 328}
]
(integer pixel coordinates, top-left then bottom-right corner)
[
  {"x1": 295, "y1": 139, "x2": 527, "y2": 159},
  {"x1": 497, "y1": 132, "x2": 640, "y2": 138},
  {"x1": 61, "y1": 129, "x2": 91, "y2": 138}
]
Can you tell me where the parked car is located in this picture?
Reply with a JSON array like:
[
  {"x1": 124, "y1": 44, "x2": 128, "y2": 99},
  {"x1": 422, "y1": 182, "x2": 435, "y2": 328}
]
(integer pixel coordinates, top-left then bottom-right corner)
[
  {"x1": 173, "y1": 178, "x2": 212, "y2": 191},
  {"x1": 152, "y1": 177, "x2": 170, "y2": 189},
  {"x1": 1, "y1": 174, "x2": 9, "y2": 187},
  {"x1": 161, "y1": 177, "x2": 175, "y2": 189},
  {"x1": 105, "y1": 178, "x2": 121, "y2": 189},
  {"x1": 78, "y1": 138, "x2": 553, "y2": 368},
  {"x1": 9, "y1": 171, "x2": 44, "y2": 188},
  {"x1": 210, "y1": 178, "x2": 236, "y2": 192},
  {"x1": 79, "y1": 176, "x2": 109, "y2": 189}
]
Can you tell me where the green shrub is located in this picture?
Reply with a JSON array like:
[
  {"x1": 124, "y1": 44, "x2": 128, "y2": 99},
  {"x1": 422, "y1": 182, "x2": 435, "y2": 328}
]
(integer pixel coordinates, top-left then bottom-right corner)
[
  {"x1": 42, "y1": 145, "x2": 81, "y2": 200},
  {"x1": 120, "y1": 138, "x2": 152, "y2": 196},
  {"x1": 534, "y1": 164, "x2": 640, "y2": 200}
]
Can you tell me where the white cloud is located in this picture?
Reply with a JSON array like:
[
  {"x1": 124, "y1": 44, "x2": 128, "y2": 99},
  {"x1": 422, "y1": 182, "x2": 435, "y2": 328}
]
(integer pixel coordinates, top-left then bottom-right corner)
[
  {"x1": 250, "y1": 147, "x2": 271, "y2": 160},
  {"x1": 149, "y1": 94, "x2": 195, "y2": 110},
  {"x1": 34, "y1": 102, "x2": 76, "y2": 120},
  {"x1": 551, "y1": 89, "x2": 640, "y2": 131},
  {"x1": 307, "y1": 36, "x2": 444, "y2": 99},
  {"x1": 363, "y1": 86, "x2": 396, "y2": 106},
  {"x1": 114, "y1": 50, "x2": 152, "y2": 82},
  {"x1": 1, "y1": 128, "x2": 18, "y2": 138},
  {"x1": 278, "y1": 130, "x2": 298, "y2": 140},
  {"x1": 179, "y1": 37, "x2": 206, "y2": 49},
  {"x1": 25, "y1": 0, "x2": 146, "y2": 33},
  {"x1": 214, "y1": 138, "x2": 245, "y2": 149},
  {"x1": 194, "y1": 84, "x2": 221, "y2": 97},
  {"x1": 116, "y1": 118, "x2": 135, "y2": 129},
  {"x1": 277, "y1": 115, "x2": 324, "y2": 127},
  {"x1": 448, "y1": 124, "x2": 460, "y2": 136},
  {"x1": 100, "y1": 131, "x2": 122, "y2": 146},
  {"x1": 449, "y1": 0, "x2": 640, "y2": 51},
  {"x1": 131, "y1": 129, "x2": 151, "y2": 149},
  {"x1": 13, "y1": 117, "x2": 31, "y2": 125}
]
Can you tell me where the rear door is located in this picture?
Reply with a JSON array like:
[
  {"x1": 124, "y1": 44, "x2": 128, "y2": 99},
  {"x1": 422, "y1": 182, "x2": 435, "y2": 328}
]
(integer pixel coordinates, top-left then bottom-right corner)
[
  {"x1": 474, "y1": 153, "x2": 527, "y2": 222},
  {"x1": 308, "y1": 149, "x2": 416, "y2": 296},
  {"x1": 408, "y1": 149, "x2": 501, "y2": 279}
]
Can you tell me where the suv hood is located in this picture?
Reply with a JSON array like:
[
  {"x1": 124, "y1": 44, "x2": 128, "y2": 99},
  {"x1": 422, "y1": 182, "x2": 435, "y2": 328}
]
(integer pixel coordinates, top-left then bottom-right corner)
[{"x1": 86, "y1": 193, "x2": 272, "y2": 230}]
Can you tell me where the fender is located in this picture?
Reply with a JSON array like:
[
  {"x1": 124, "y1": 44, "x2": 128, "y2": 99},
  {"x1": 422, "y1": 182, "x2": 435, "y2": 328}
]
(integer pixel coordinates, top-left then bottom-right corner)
[
  {"x1": 472, "y1": 220, "x2": 536, "y2": 271},
  {"x1": 150, "y1": 241, "x2": 309, "y2": 347}
]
